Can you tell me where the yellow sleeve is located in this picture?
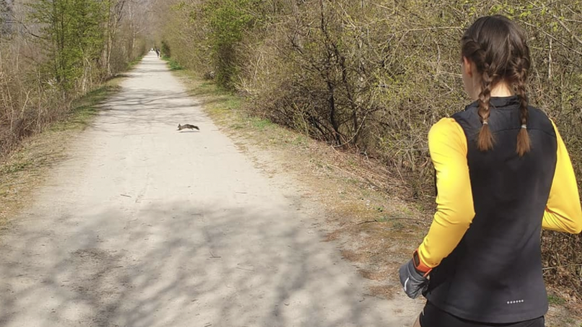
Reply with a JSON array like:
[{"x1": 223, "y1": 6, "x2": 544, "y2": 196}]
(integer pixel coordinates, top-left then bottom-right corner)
[
  {"x1": 542, "y1": 122, "x2": 582, "y2": 234},
  {"x1": 418, "y1": 118, "x2": 475, "y2": 269}
]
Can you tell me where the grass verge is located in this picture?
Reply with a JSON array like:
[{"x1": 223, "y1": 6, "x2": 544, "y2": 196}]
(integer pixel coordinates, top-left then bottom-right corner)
[
  {"x1": 0, "y1": 81, "x2": 122, "y2": 227},
  {"x1": 162, "y1": 56, "x2": 184, "y2": 71},
  {"x1": 172, "y1": 68, "x2": 581, "y2": 327}
]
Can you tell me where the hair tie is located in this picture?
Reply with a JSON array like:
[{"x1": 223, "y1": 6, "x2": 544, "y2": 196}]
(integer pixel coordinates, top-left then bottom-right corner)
[
  {"x1": 482, "y1": 120, "x2": 489, "y2": 125},
  {"x1": 521, "y1": 124, "x2": 527, "y2": 129}
]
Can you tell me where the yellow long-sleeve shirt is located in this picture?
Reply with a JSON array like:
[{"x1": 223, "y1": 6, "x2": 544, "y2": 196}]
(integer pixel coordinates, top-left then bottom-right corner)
[{"x1": 418, "y1": 118, "x2": 582, "y2": 269}]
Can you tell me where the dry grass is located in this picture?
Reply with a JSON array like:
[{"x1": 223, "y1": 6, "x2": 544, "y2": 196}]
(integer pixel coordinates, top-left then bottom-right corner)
[
  {"x1": 175, "y1": 70, "x2": 582, "y2": 326},
  {"x1": 0, "y1": 133, "x2": 68, "y2": 225}
]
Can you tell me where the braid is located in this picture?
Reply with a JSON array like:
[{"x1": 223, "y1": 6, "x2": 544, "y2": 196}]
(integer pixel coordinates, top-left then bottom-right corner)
[
  {"x1": 477, "y1": 65, "x2": 495, "y2": 151},
  {"x1": 462, "y1": 15, "x2": 532, "y2": 154},
  {"x1": 463, "y1": 36, "x2": 496, "y2": 151},
  {"x1": 515, "y1": 58, "x2": 531, "y2": 156}
]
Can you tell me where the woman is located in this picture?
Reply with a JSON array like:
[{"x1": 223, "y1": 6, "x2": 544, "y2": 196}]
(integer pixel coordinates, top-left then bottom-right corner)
[{"x1": 399, "y1": 15, "x2": 582, "y2": 327}]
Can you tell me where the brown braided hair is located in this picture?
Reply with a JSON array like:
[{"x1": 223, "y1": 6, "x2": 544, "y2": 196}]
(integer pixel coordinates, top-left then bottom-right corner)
[{"x1": 461, "y1": 15, "x2": 531, "y2": 155}]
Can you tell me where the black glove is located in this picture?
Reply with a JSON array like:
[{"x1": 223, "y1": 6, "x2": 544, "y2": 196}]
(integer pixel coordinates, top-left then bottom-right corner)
[{"x1": 399, "y1": 258, "x2": 429, "y2": 299}]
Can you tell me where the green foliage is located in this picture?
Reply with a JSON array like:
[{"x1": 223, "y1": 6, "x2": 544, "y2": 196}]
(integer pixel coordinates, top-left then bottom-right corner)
[
  {"x1": 0, "y1": 0, "x2": 11, "y2": 35},
  {"x1": 547, "y1": 294, "x2": 566, "y2": 305},
  {"x1": 0, "y1": 161, "x2": 32, "y2": 175},
  {"x1": 1, "y1": 0, "x2": 149, "y2": 158},
  {"x1": 163, "y1": 57, "x2": 184, "y2": 71},
  {"x1": 205, "y1": 0, "x2": 253, "y2": 48},
  {"x1": 27, "y1": 0, "x2": 106, "y2": 93},
  {"x1": 251, "y1": 118, "x2": 273, "y2": 130},
  {"x1": 203, "y1": 0, "x2": 257, "y2": 89},
  {"x1": 161, "y1": 0, "x2": 263, "y2": 89},
  {"x1": 161, "y1": 40, "x2": 172, "y2": 58}
]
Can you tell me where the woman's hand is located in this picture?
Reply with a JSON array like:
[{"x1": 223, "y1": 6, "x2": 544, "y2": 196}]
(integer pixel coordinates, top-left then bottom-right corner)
[{"x1": 399, "y1": 251, "x2": 430, "y2": 299}]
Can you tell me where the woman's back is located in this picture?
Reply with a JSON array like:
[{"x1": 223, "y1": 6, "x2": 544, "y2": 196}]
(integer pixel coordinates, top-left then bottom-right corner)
[
  {"x1": 398, "y1": 15, "x2": 582, "y2": 327},
  {"x1": 427, "y1": 97, "x2": 557, "y2": 323}
]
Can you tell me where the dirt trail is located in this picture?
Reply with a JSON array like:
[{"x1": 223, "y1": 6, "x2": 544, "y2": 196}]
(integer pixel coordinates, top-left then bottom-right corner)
[{"x1": 0, "y1": 53, "x2": 422, "y2": 326}]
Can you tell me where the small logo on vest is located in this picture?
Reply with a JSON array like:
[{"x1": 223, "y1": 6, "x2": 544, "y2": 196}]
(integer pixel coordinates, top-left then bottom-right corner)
[{"x1": 507, "y1": 299, "x2": 525, "y2": 304}]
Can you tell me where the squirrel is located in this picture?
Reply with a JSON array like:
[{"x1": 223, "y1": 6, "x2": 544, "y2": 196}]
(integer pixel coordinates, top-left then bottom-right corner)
[{"x1": 178, "y1": 124, "x2": 200, "y2": 131}]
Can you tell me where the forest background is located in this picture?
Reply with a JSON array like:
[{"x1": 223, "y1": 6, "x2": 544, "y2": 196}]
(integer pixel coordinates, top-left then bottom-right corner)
[{"x1": 1, "y1": 0, "x2": 581, "y2": 304}]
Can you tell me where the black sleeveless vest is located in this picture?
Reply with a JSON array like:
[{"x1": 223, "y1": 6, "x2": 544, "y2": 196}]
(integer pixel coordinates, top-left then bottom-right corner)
[{"x1": 426, "y1": 96, "x2": 557, "y2": 323}]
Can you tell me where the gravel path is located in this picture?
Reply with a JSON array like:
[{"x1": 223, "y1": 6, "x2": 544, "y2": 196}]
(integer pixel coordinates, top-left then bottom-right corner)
[{"x1": 0, "y1": 52, "x2": 421, "y2": 327}]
